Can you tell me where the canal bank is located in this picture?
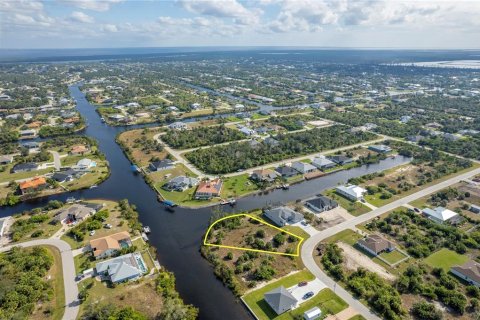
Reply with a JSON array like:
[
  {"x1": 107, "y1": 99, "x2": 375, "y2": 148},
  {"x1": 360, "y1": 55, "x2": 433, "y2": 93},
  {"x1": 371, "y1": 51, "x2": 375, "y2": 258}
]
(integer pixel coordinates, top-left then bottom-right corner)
[{"x1": 0, "y1": 84, "x2": 411, "y2": 320}]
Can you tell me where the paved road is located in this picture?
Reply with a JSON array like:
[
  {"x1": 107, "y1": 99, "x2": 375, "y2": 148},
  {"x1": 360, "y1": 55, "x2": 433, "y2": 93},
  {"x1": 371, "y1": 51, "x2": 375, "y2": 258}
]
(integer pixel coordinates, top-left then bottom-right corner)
[
  {"x1": 301, "y1": 166, "x2": 480, "y2": 320},
  {"x1": 0, "y1": 239, "x2": 79, "y2": 320},
  {"x1": 49, "y1": 151, "x2": 62, "y2": 170}
]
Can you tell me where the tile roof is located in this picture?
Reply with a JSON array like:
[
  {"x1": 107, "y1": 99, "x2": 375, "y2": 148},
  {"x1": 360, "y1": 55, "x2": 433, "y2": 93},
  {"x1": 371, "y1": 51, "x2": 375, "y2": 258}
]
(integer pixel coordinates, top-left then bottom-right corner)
[
  {"x1": 90, "y1": 231, "x2": 131, "y2": 257},
  {"x1": 19, "y1": 176, "x2": 47, "y2": 190}
]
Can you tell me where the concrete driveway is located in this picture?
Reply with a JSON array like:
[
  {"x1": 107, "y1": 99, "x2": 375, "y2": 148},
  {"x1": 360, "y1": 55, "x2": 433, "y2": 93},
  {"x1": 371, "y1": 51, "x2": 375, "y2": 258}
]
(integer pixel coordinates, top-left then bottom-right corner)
[
  {"x1": 289, "y1": 278, "x2": 326, "y2": 306},
  {"x1": 290, "y1": 221, "x2": 319, "y2": 236}
]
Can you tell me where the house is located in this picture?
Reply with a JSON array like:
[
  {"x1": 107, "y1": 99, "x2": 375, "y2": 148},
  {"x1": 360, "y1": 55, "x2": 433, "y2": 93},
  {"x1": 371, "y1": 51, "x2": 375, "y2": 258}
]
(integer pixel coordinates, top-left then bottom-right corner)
[
  {"x1": 168, "y1": 122, "x2": 187, "y2": 130},
  {"x1": 70, "y1": 145, "x2": 89, "y2": 155},
  {"x1": 251, "y1": 169, "x2": 279, "y2": 183},
  {"x1": 291, "y1": 161, "x2": 317, "y2": 174},
  {"x1": 422, "y1": 207, "x2": 459, "y2": 224},
  {"x1": 21, "y1": 141, "x2": 39, "y2": 149},
  {"x1": 54, "y1": 202, "x2": 102, "y2": 223},
  {"x1": 305, "y1": 195, "x2": 338, "y2": 213},
  {"x1": 303, "y1": 307, "x2": 322, "y2": 320},
  {"x1": 443, "y1": 133, "x2": 461, "y2": 141},
  {"x1": 108, "y1": 114, "x2": 125, "y2": 121},
  {"x1": 263, "y1": 206, "x2": 304, "y2": 227},
  {"x1": 163, "y1": 176, "x2": 199, "y2": 191},
  {"x1": 406, "y1": 135, "x2": 424, "y2": 143},
  {"x1": 12, "y1": 162, "x2": 39, "y2": 173},
  {"x1": 95, "y1": 253, "x2": 147, "y2": 283},
  {"x1": 195, "y1": 178, "x2": 223, "y2": 199},
  {"x1": 312, "y1": 156, "x2": 336, "y2": 170},
  {"x1": 19, "y1": 129, "x2": 37, "y2": 138},
  {"x1": 19, "y1": 177, "x2": 48, "y2": 195},
  {"x1": 335, "y1": 184, "x2": 367, "y2": 201},
  {"x1": 470, "y1": 204, "x2": 480, "y2": 214},
  {"x1": 149, "y1": 159, "x2": 174, "y2": 172},
  {"x1": 191, "y1": 103, "x2": 201, "y2": 110},
  {"x1": 327, "y1": 155, "x2": 353, "y2": 165},
  {"x1": 0, "y1": 155, "x2": 14, "y2": 165},
  {"x1": 264, "y1": 286, "x2": 298, "y2": 315},
  {"x1": 89, "y1": 231, "x2": 132, "y2": 259},
  {"x1": 451, "y1": 260, "x2": 480, "y2": 287},
  {"x1": 357, "y1": 234, "x2": 395, "y2": 256},
  {"x1": 52, "y1": 169, "x2": 77, "y2": 183},
  {"x1": 400, "y1": 115, "x2": 411, "y2": 123},
  {"x1": 275, "y1": 166, "x2": 298, "y2": 178},
  {"x1": 368, "y1": 145, "x2": 392, "y2": 153},
  {"x1": 76, "y1": 158, "x2": 96, "y2": 171},
  {"x1": 239, "y1": 126, "x2": 256, "y2": 136},
  {"x1": 264, "y1": 137, "x2": 280, "y2": 147}
]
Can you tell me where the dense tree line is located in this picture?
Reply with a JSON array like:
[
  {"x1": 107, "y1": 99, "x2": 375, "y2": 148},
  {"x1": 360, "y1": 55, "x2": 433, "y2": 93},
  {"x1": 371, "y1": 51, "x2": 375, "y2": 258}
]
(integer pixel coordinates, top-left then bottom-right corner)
[
  {"x1": 185, "y1": 125, "x2": 377, "y2": 174},
  {"x1": 0, "y1": 247, "x2": 54, "y2": 319},
  {"x1": 163, "y1": 125, "x2": 246, "y2": 149}
]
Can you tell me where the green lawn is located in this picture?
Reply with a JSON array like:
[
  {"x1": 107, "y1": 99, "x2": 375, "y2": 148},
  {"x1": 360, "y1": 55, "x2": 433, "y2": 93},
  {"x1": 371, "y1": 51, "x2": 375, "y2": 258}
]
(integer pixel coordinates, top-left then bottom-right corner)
[
  {"x1": 348, "y1": 315, "x2": 366, "y2": 320},
  {"x1": 378, "y1": 250, "x2": 408, "y2": 265},
  {"x1": 221, "y1": 174, "x2": 259, "y2": 198},
  {"x1": 323, "y1": 229, "x2": 362, "y2": 246},
  {"x1": 45, "y1": 245, "x2": 66, "y2": 320},
  {"x1": 324, "y1": 190, "x2": 371, "y2": 216},
  {"x1": 0, "y1": 165, "x2": 52, "y2": 184},
  {"x1": 424, "y1": 248, "x2": 469, "y2": 271}
]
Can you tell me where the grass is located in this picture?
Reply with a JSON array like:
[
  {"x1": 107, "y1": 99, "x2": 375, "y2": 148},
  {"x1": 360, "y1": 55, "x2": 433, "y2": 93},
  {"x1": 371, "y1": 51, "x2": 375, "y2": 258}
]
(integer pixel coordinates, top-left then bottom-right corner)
[
  {"x1": 378, "y1": 249, "x2": 409, "y2": 265},
  {"x1": 348, "y1": 315, "x2": 366, "y2": 320},
  {"x1": 424, "y1": 248, "x2": 469, "y2": 271},
  {"x1": 323, "y1": 229, "x2": 362, "y2": 246},
  {"x1": 221, "y1": 174, "x2": 259, "y2": 198},
  {"x1": 324, "y1": 190, "x2": 371, "y2": 217},
  {"x1": 0, "y1": 165, "x2": 52, "y2": 184}
]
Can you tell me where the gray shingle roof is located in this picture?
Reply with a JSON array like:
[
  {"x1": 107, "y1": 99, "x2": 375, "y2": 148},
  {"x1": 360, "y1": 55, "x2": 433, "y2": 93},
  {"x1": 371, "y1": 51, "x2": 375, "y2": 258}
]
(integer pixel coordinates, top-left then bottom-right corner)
[{"x1": 264, "y1": 286, "x2": 297, "y2": 314}]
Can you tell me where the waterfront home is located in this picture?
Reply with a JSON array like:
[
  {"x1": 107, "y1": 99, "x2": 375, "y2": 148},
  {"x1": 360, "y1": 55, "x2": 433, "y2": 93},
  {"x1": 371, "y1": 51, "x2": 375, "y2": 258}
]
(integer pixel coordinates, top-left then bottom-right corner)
[
  {"x1": 250, "y1": 169, "x2": 279, "y2": 183},
  {"x1": 422, "y1": 207, "x2": 459, "y2": 224},
  {"x1": 163, "y1": 176, "x2": 199, "y2": 191},
  {"x1": 275, "y1": 165, "x2": 298, "y2": 178},
  {"x1": 291, "y1": 161, "x2": 317, "y2": 174},
  {"x1": 195, "y1": 178, "x2": 223, "y2": 199},
  {"x1": 89, "y1": 231, "x2": 132, "y2": 259},
  {"x1": 305, "y1": 195, "x2": 338, "y2": 213},
  {"x1": 327, "y1": 155, "x2": 353, "y2": 165},
  {"x1": 0, "y1": 155, "x2": 14, "y2": 165},
  {"x1": 12, "y1": 162, "x2": 39, "y2": 173},
  {"x1": 357, "y1": 234, "x2": 395, "y2": 256},
  {"x1": 95, "y1": 252, "x2": 147, "y2": 283},
  {"x1": 263, "y1": 206, "x2": 304, "y2": 227},
  {"x1": 19, "y1": 129, "x2": 37, "y2": 139},
  {"x1": 21, "y1": 141, "x2": 39, "y2": 150},
  {"x1": 264, "y1": 286, "x2": 298, "y2": 315},
  {"x1": 335, "y1": 184, "x2": 367, "y2": 201},
  {"x1": 19, "y1": 177, "x2": 48, "y2": 195},
  {"x1": 70, "y1": 145, "x2": 89, "y2": 155},
  {"x1": 76, "y1": 158, "x2": 96, "y2": 171},
  {"x1": 108, "y1": 114, "x2": 125, "y2": 121},
  {"x1": 54, "y1": 202, "x2": 103, "y2": 223},
  {"x1": 312, "y1": 156, "x2": 336, "y2": 170},
  {"x1": 168, "y1": 122, "x2": 188, "y2": 130},
  {"x1": 451, "y1": 260, "x2": 480, "y2": 287},
  {"x1": 149, "y1": 159, "x2": 174, "y2": 172},
  {"x1": 368, "y1": 144, "x2": 392, "y2": 153}
]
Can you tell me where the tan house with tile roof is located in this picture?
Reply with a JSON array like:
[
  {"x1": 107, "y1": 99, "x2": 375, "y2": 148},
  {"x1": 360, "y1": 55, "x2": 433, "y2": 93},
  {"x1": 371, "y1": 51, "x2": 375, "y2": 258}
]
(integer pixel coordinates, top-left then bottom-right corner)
[{"x1": 89, "y1": 231, "x2": 132, "y2": 259}]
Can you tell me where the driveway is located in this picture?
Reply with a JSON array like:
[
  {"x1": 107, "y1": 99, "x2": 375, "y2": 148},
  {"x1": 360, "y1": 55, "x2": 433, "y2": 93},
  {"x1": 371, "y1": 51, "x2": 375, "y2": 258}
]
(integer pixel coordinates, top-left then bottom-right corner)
[
  {"x1": 290, "y1": 221, "x2": 319, "y2": 236},
  {"x1": 49, "y1": 150, "x2": 62, "y2": 170},
  {"x1": 288, "y1": 278, "x2": 326, "y2": 306},
  {"x1": 0, "y1": 238, "x2": 79, "y2": 320}
]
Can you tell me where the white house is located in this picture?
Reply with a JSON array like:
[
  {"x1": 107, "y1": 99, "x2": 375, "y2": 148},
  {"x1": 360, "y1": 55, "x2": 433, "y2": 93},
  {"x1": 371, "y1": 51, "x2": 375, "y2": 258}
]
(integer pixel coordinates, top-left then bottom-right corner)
[
  {"x1": 422, "y1": 207, "x2": 459, "y2": 224},
  {"x1": 76, "y1": 158, "x2": 97, "y2": 171},
  {"x1": 291, "y1": 161, "x2": 317, "y2": 174},
  {"x1": 335, "y1": 185, "x2": 367, "y2": 201}
]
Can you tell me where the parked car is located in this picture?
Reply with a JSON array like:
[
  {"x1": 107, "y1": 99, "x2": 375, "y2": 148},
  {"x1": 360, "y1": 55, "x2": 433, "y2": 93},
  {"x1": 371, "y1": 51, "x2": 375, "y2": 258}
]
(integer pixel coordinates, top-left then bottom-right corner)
[
  {"x1": 90, "y1": 230, "x2": 96, "y2": 236},
  {"x1": 303, "y1": 291, "x2": 314, "y2": 300},
  {"x1": 414, "y1": 208, "x2": 420, "y2": 212},
  {"x1": 104, "y1": 223, "x2": 112, "y2": 229},
  {"x1": 301, "y1": 221, "x2": 308, "y2": 226},
  {"x1": 298, "y1": 281, "x2": 308, "y2": 287}
]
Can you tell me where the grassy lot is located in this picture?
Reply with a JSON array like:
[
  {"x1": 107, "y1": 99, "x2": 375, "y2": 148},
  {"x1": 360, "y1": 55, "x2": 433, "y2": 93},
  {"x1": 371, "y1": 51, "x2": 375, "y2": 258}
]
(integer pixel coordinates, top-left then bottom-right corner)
[
  {"x1": 0, "y1": 165, "x2": 52, "y2": 184},
  {"x1": 424, "y1": 248, "x2": 469, "y2": 271},
  {"x1": 348, "y1": 315, "x2": 366, "y2": 320},
  {"x1": 221, "y1": 174, "x2": 259, "y2": 198},
  {"x1": 243, "y1": 270, "x2": 347, "y2": 320},
  {"x1": 117, "y1": 128, "x2": 168, "y2": 167},
  {"x1": 31, "y1": 245, "x2": 65, "y2": 320},
  {"x1": 324, "y1": 190, "x2": 371, "y2": 217},
  {"x1": 78, "y1": 277, "x2": 163, "y2": 319},
  {"x1": 323, "y1": 229, "x2": 362, "y2": 246},
  {"x1": 378, "y1": 249, "x2": 409, "y2": 265}
]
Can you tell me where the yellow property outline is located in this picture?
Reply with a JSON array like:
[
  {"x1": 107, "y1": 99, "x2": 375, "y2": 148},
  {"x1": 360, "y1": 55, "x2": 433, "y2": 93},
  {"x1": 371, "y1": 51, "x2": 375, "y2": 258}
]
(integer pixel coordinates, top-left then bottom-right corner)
[{"x1": 203, "y1": 213, "x2": 305, "y2": 257}]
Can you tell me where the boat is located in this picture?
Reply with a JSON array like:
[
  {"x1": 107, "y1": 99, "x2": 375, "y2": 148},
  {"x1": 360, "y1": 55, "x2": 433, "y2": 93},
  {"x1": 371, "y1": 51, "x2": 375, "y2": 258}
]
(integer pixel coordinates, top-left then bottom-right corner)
[
  {"x1": 281, "y1": 184, "x2": 290, "y2": 190},
  {"x1": 66, "y1": 197, "x2": 76, "y2": 203},
  {"x1": 131, "y1": 164, "x2": 141, "y2": 173},
  {"x1": 89, "y1": 185, "x2": 98, "y2": 189},
  {"x1": 228, "y1": 198, "x2": 236, "y2": 205},
  {"x1": 220, "y1": 199, "x2": 229, "y2": 205},
  {"x1": 143, "y1": 226, "x2": 151, "y2": 234},
  {"x1": 101, "y1": 117, "x2": 106, "y2": 123},
  {"x1": 141, "y1": 232, "x2": 149, "y2": 242},
  {"x1": 163, "y1": 200, "x2": 177, "y2": 207}
]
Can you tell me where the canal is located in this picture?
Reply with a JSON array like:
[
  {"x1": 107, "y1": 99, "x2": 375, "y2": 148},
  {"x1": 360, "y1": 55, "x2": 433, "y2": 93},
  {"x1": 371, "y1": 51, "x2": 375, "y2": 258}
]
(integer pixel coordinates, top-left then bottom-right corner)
[{"x1": 0, "y1": 85, "x2": 411, "y2": 320}]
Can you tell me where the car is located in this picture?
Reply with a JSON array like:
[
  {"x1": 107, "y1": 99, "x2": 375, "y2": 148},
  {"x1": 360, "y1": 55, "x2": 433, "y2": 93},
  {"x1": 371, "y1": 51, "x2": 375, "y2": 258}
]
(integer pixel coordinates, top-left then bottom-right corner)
[
  {"x1": 90, "y1": 230, "x2": 96, "y2": 236},
  {"x1": 298, "y1": 281, "x2": 308, "y2": 287},
  {"x1": 414, "y1": 208, "x2": 420, "y2": 213},
  {"x1": 104, "y1": 223, "x2": 112, "y2": 229},
  {"x1": 303, "y1": 291, "x2": 314, "y2": 300},
  {"x1": 360, "y1": 199, "x2": 366, "y2": 203},
  {"x1": 301, "y1": 221, "x2": 308, "y2": 226},
  {"x1": 75, "y1": 273, "x2": 84, "y2": 281}
]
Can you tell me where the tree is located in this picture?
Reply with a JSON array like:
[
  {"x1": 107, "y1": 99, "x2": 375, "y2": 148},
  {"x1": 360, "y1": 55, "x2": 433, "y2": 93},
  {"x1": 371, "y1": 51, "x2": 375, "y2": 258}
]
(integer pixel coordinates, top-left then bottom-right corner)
[{"x1": 411, "y1": 301, "x2": 443, "y2": 320}]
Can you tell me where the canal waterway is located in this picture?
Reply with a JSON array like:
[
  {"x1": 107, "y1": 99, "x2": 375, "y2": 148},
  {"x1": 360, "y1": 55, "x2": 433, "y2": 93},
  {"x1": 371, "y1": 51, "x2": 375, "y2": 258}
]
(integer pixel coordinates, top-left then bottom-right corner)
[{"x1": 0, "y1": 85, "x2": 411, "y2": 320}]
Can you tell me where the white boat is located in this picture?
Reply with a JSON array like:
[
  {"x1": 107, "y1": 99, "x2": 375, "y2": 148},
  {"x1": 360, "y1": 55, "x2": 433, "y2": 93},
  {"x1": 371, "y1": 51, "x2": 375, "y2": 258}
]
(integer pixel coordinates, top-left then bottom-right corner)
[
  {"x1": 143, "y1": 226, "x2": 151, "y2": 234},
  {"x1": 228, "y1": 198, "x2": 236, "y2": 205},
  {"x1": 66, "y1": 197, "x2": 76, "y2": 203},
  {"x1": 89, "y1": 185, "x2": 98, "y2": 189}
]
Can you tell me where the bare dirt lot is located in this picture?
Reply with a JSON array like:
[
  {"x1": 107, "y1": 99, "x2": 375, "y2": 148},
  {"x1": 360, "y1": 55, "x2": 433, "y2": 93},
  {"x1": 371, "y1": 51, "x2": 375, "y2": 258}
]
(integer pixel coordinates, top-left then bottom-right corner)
[
  {"x1": 337, "y1": 242, "x2": 396, "y2": 281},
  {"x1": 315, "y1": 207, "x2": 353, "y2": 231}
]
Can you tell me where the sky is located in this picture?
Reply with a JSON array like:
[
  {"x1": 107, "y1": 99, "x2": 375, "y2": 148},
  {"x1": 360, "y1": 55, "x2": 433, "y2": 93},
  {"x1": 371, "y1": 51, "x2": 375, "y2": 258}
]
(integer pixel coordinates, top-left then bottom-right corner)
[{"x1": 0, "y1": 0, "x2": 479, "y2": 49}]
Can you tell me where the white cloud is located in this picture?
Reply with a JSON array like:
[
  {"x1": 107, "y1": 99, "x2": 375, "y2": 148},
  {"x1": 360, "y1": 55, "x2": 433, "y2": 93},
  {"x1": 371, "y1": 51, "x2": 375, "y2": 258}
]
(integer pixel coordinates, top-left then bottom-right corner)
[
  {"x1": 70, "y1": 11, "x2": 94, "y2": 23},
  {"x1": 178, "y1": 0, "x2": 261, "y2": 25},
  {"x1": 60, "y1": 0, "x2": 123, "y2": 12},
  {"x1": 101, "y1": 24, "x2": 118, "y2": 32}
]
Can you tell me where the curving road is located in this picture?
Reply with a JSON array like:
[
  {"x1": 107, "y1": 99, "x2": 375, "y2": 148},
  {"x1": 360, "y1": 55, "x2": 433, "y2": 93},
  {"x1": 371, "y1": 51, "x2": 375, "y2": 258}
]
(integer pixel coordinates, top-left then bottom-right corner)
[
  {"x1": 301, "y1": 166, "x2": 480, "y2": 319},
  {"x1": 0, "y1": 239, "x2": 79, "y2": 320}
]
